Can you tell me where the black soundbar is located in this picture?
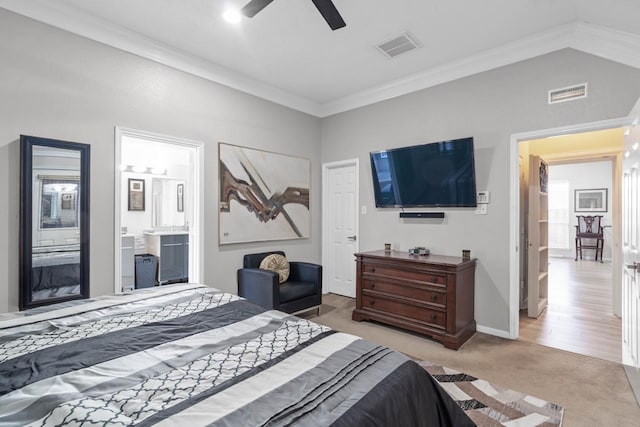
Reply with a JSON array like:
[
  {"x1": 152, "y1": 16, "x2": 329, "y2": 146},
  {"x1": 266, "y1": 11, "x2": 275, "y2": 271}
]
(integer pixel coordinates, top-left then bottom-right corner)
[{"x1": 399, "y1": 212, "x2": 445, "y2": 219}]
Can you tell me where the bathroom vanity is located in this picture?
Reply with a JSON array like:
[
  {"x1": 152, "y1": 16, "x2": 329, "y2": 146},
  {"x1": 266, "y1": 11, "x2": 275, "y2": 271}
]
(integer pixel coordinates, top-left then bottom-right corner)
[{"x1": 145, "y1": 232, "x2": 189, "y2": 285}]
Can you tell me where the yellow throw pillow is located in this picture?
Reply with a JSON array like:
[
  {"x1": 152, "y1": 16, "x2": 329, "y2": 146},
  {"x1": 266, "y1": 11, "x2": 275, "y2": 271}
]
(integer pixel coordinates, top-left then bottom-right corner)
[{"x1": 259, "y1": 254, "x2": 290, "y2": 284}]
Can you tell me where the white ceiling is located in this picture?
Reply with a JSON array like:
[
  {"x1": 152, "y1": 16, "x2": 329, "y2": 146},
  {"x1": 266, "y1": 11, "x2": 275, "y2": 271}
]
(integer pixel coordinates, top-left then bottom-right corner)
[{"x1": 1, "y1": 0, "x2": 640, "y2": 117}]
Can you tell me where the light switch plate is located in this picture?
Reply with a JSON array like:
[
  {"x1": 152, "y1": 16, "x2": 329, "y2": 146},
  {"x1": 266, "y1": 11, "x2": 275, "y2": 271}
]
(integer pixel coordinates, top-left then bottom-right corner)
[{"x1": 477, "y1": 190, "x2": 490, "y2": 204}]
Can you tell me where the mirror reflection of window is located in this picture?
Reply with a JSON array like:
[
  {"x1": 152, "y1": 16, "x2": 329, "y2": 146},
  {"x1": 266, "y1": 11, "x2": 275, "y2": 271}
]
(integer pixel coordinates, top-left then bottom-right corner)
[{"x1": 39, "y1": 178, "x2": 79, "y2": 229}]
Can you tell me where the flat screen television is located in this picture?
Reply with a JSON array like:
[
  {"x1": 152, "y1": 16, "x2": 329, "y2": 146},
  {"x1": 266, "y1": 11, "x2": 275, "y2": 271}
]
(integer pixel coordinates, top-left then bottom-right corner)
[{"x1": 370, "y1": 137, "x2": 477, "y2": 208}]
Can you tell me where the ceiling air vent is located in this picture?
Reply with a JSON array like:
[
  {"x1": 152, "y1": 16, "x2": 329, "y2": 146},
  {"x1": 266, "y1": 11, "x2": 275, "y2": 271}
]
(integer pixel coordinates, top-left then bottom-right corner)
[
  {"x1": 376, "y1": 33, "x2": 420, "y2": 59},
  {"x1": 548, "y1": 83, "x2": 588, "y2": 104}
]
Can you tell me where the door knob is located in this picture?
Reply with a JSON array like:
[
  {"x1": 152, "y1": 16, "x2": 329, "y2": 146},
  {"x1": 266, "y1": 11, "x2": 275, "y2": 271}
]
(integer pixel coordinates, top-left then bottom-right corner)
[
  {"x1": 626, "y1": 262, "x2": 638, "y2": 270},
  {"x1": 347, "y1": 235, "x2": 357, "y2": 241}
]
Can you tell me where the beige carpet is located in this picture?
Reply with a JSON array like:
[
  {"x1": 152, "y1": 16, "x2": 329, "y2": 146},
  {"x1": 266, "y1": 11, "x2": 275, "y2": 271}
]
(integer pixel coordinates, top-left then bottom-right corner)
[{"x1": 305, "y1": 294, "x2": 640, "y2": 427}]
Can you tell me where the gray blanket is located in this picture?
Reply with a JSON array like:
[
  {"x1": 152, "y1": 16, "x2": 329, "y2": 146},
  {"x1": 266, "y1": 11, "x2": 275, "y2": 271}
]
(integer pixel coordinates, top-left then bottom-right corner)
[{"x1": 0, "y1": 284, "x2": 472, "y2": 426}]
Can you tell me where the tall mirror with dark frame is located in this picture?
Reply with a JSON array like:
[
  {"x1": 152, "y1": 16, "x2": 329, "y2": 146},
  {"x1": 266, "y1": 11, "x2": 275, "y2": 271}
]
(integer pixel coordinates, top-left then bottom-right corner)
[{"x1": 20, "y1": 135, "x2": 90, "y2": 310}]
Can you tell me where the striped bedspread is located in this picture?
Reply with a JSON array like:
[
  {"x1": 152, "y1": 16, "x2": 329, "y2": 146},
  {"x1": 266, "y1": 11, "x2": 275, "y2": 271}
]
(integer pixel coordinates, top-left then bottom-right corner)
[{"x1": 0, "y1": 284, "x2": 472, "y2": 426}]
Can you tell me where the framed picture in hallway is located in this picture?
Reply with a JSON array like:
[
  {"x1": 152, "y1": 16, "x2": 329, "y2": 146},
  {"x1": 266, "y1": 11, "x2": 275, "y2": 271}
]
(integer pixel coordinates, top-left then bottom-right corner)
[{"x1": 575, "y1": 188, "x2": 607, "y2": 212}]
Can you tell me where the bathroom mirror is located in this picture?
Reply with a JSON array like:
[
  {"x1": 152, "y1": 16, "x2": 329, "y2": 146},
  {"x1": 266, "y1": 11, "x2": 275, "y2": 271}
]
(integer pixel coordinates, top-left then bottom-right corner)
[
  {"x1": 152, "y1": 178, "x2": 186, "y2": 228},
  {"x1": 20, "y1": 135, "x2": 90, "y2": 310}
]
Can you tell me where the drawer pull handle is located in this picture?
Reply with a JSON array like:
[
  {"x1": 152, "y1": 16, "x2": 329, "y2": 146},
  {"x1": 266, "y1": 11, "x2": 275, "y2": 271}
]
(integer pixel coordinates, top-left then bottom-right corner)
[
  {"x1": 430, "y1": 314, "x2": 437, "y2": 321},
  {"x1": 371, "y1": 283, "x2": 375, "y2": 289},
  {"x1": 431, "y1": 295, "x2": 438, "y2": 301},
  {"x1": 371, "y1": 268, "x2": 375, "y2": 273},
  {"x1": 370, "y1": 300, "x2": 375, "y2": 305}
]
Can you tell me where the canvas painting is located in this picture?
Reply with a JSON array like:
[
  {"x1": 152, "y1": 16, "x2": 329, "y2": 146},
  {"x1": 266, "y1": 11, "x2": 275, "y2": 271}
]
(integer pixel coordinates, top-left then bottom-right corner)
[{"x1": 219, "y1": 143, "x2": 310, "y2": 244}]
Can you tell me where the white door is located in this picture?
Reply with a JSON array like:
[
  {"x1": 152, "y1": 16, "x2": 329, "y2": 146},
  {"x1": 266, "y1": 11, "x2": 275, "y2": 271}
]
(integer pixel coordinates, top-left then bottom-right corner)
[
  {"x1": 323, "y1": 160, "x2": 359, "y2": 297},
  {"x1": 622, "y1": 98, "x2": 640, "y2": 385}
]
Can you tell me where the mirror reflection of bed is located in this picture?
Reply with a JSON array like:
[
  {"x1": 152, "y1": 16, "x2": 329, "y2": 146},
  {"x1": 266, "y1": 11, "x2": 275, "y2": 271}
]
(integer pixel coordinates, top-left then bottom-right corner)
[
  {"x1": 20, "y1": 135, "x2": 88, "y2": 309},
  {"x1": 31, "y1": 244, "x2": 80, "y2": 300},
  {"x1": 26, "y1": 143, "x2": 86, "y2": 304}
]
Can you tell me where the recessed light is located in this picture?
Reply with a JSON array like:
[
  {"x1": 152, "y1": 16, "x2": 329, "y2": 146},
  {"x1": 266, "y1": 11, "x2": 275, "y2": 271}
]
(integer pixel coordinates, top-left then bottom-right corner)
[
  {"x1": 625, "y1": 151, "x2": 631, "y2": 158},
  {"x1": 633, "y1": 142, "x2": 639, "y2": 151},
  {"x1": 223, "y1": 9, "x2": 242, "y2": 23}
]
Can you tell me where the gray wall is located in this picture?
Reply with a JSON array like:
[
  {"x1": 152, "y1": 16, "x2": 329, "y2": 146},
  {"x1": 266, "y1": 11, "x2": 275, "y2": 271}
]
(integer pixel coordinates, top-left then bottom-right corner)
[
  {"x1": 320, "y1": 49, "x2": 640, "y2": 333},
  {"x1": 0, "y1": 9, "x2": 321, "y2": 313}
]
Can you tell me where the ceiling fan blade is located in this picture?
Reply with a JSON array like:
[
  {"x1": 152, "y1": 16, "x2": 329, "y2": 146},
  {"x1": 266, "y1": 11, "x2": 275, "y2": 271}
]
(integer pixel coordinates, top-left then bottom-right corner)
[
  {"x1": 241, "y1": 0, "x2": 274, "y2": 18},
  {"x1": 311, "y1": 0, "x2": 346, "y2": 30}
]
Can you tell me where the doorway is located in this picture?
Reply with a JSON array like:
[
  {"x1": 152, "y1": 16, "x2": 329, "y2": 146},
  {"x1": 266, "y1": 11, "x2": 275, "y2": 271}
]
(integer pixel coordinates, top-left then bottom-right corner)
[
  {"x1": 515, "y1": 127, "x2": 624, "y2": 362},
  {"x1": 114, "y1": 127, "x2": 203, "y2": 294},
  {"x1": 322, "y1": 159, "x2": 359, "y2": 297}
]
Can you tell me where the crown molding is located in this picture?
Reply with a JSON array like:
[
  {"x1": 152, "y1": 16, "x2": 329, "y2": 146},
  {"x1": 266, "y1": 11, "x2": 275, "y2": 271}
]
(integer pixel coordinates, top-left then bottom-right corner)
[
  {"x1": 571, "y1": 22, "x2": 640, "y2": 70},
  {"x1": 320, "y1": 23, "x2": 575, "y2": 117},
  {"x1": 1, "y1": 1, "x2": 639, "y2": 118},
  {"x1": 322, "y1": 23, "x2": 640, "y2": 117},
  {"x1": 0, "y1": 0, "x2": 322, "y2": 116}
]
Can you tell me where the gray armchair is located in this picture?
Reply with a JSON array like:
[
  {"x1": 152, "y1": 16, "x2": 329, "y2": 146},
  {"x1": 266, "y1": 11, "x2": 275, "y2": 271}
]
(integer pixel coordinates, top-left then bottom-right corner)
[{"x1": 237, "y1": 251, "x2": 322, "y2": 314}]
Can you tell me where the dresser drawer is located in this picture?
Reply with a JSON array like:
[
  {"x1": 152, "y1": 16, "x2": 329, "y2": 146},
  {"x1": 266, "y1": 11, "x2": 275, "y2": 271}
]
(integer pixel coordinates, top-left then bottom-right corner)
[
  {"x1": 362, "y1": 295, "x2": 446, "y2": 329},
  {"x1": 363, "y1": 264, "x2": 446, "y2": 286},
  {"x1": 363, "y1": 280, "x2": 446, "y2": 307}
]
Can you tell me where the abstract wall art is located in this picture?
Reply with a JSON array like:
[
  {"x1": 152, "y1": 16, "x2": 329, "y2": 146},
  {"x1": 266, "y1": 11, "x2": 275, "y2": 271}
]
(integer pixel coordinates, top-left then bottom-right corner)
[{"x1": 218, "y1": 143, "x2": 310, "y2": 244}]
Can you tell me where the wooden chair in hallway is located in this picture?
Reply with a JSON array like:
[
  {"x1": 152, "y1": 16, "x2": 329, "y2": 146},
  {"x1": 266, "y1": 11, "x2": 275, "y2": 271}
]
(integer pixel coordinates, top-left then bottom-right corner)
[{"x1": 575, "y1": 215, "x2": 604, "y2": 262}]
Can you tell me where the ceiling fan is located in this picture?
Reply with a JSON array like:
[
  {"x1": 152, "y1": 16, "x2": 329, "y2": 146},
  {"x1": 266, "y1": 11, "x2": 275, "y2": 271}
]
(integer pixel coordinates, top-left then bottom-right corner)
[{"x1": 241, "y1": 0, "x2": 346, "y2": 31}]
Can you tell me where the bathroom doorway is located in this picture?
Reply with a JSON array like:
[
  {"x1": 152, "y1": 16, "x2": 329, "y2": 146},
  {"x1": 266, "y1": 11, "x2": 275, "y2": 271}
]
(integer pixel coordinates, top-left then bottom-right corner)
[{"x1": 114, "y1": 127, "x2": 203, "y2": 293}]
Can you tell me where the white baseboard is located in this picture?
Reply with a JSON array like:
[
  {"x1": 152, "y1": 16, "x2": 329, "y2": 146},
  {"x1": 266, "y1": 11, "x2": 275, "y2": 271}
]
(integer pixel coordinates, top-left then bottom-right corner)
[
  {"x1": 624, "y1": 365, "x2": 640, "y2": 406},
  {"x1": 476, "y1": 324, "x2": 513, "y2": 339}
]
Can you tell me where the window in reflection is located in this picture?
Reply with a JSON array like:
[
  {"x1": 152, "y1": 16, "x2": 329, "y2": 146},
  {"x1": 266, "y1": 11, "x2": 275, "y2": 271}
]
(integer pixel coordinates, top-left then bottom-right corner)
[{"x1": 40, "y1": 178, "x2": 80, "y2": 229}]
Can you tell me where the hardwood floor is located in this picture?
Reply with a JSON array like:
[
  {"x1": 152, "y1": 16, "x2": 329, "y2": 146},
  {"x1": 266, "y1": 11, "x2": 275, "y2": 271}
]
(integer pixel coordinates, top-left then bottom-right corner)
[{"x1": 519, "y1": 256, "x2": 622, "y2": 363}]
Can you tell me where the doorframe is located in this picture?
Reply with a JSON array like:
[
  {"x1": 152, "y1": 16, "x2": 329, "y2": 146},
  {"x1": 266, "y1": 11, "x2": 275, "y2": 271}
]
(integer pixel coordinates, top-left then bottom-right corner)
[
  {"x1": 114, "y1": 126, "x2": 204, "y2": 294},
  {"x1": 509, "y1": 117, "x2": 627, "y2": 339},
  {"x1": 322, "y1": 158, "x2": 360, "y2": 294}
]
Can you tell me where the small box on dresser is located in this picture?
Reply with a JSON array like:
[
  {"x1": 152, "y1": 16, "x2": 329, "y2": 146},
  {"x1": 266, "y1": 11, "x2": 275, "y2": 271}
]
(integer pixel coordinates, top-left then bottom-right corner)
[{"x1": 352, "y1": 250, "x2": 476, "y2": 350}]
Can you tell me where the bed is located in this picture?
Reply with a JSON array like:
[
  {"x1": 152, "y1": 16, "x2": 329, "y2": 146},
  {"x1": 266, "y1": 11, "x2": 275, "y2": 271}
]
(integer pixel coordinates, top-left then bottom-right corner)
[{"x1": 0, "y1": 284, "x2": 473, "y2": 426}]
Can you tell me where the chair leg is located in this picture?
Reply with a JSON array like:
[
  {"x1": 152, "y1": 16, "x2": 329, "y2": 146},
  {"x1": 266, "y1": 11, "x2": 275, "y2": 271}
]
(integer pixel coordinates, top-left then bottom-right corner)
[
  {"x1": 599, "y1": 239, "x2": 604, "y2": 263},
  {"x1": 575, "y1": 238, "x2": 578, "y2": 261}
]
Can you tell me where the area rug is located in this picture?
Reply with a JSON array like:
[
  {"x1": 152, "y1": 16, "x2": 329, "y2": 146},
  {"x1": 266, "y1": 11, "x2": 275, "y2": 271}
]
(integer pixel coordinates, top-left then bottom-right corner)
[{"x1": 419, "y1": 361, "x2": 564, "y2": 427}]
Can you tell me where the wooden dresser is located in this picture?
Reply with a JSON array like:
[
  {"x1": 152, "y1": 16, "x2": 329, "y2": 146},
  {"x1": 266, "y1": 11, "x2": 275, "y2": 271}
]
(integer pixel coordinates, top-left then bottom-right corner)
[{"x1": 352, "y1": 250, "x2": 476, "y2": 350}]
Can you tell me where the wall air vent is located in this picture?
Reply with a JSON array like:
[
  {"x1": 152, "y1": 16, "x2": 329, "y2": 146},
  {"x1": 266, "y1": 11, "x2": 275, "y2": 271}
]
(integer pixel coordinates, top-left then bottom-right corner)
[
  {"x1": 548, "y1": 83, "x2": 588, "y2": 104},
  {"x1": 376, "y1": 33, "x2": 420, "y2": 59}
]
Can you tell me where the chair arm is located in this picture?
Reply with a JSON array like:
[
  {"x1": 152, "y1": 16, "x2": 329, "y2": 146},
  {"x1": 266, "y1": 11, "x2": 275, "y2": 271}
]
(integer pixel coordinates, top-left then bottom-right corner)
[
  {"x1": 237, "y1": 268, "x2": 280, "y2": 309},
  {"x1": 289, "y1": 262, "x2": 322, "y2": 291}
]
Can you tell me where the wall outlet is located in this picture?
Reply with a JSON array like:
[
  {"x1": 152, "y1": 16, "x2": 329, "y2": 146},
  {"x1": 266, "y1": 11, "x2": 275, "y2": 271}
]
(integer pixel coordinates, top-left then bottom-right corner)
[
  {"x1": 361, "y1": 205, "x2": 367, "y2": 215},
  {"x1": 475, "y1": 204, "x2": 488, "y2": 215}
]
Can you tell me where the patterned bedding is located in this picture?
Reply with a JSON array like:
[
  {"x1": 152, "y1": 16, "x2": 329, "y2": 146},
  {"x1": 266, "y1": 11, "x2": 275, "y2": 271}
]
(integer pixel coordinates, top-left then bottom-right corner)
[{"x1": 0, "y1": 284, "x2": 472, "y2": 426}]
